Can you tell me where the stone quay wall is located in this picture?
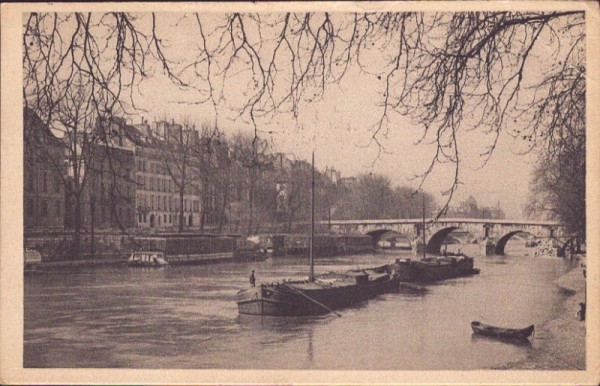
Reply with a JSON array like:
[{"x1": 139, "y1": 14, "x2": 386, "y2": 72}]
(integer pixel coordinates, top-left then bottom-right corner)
[{"x1": 25, "y1": 231, "x2": 238, "y2": 262}]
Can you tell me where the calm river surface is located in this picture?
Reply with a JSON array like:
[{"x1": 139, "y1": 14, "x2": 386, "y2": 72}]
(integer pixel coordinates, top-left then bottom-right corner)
[{"x1": 24, "y1": 243, "x2": 571, "y2": 369}]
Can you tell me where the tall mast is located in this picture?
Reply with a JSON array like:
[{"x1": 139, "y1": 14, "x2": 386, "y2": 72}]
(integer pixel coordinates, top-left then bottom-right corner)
[
  {"x1": 309, "y1": 151, "x2": 315, "y2": 282},
  {"x1": 422, "y1": 192, "x2": 426, "y2": 260}
]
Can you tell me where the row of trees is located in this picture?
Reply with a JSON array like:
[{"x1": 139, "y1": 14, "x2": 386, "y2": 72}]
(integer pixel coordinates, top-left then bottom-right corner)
[
  {"x1": 334, "y1": 175, "x2": 437, "y2": 221},
  {"x1": 158, "y1": 123, "x2": 439, "y2": 234},
  {"x1": 23, "y1": 11, "x2": 587, "y2": 245}
]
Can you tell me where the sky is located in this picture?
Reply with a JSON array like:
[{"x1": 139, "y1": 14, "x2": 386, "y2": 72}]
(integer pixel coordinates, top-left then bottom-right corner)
[{"x1": 57, "y1": 12, "x2": 550, "y2": 218}]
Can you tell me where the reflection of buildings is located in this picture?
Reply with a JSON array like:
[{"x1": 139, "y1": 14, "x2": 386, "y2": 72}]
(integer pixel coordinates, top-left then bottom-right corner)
[{"x1": 24, "y1": 108, "x2": 65, "y2": 231}]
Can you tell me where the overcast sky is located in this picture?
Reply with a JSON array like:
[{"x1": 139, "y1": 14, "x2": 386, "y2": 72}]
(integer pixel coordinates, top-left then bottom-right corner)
[{"x1": 117, "y1": 13, "x2": 543, "y2": 218}]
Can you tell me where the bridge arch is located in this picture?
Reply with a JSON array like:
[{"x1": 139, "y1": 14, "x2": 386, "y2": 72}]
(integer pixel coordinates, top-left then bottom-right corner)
[
  {"x1": 494, "y1": 231, "x2": 533, "y2": 255},
  {"x1": 426, "y1": 226, "x2": 460, "y2": 254},
  {"x1": 366, "y1": 229, "x2": 403, "y2": 246}
]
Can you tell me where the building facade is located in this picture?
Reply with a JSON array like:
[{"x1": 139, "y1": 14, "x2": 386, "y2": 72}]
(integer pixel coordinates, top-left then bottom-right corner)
[
  {"x1": 24, "y1": 108, "x2": 65, "y2": 231},
  {"x1": 133, "y1": 120, "x2": 201, "y2": 229}
]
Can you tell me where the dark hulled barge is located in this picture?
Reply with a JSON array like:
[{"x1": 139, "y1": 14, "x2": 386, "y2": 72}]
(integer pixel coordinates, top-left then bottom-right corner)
[
  {"x1": 237, "y1": 152, "x2": 404, "y2": 317},
  {"x1": 237, "y1": 265, "x2": 400, "y2": 316},
  {"x1": 391, "y1": 254, "x2": 480, "y2": 282}
]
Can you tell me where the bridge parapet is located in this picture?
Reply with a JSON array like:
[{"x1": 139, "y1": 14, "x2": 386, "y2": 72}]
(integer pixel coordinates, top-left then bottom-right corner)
[{"x1": 325, "y1": 218, "x2": 567, "y2": 256}]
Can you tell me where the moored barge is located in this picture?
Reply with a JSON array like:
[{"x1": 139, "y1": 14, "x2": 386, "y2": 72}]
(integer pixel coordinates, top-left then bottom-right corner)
[
  {"x1": 391, "y1": 254, "x2": 480, "y2": 282},
  {"x1": 237, "y1": 265, "x2": 400, "y2": 316}
]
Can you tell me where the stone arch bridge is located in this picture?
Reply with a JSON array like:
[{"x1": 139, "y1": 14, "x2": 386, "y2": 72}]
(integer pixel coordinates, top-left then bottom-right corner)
[{"x1": 322, "y1": 218, "x2": 570, "y2": 256}]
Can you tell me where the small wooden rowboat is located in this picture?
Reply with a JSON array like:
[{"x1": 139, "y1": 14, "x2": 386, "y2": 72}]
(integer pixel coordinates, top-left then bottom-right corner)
[{"x1": 471, "y1": 321, "x2": 535, "y2": 340}]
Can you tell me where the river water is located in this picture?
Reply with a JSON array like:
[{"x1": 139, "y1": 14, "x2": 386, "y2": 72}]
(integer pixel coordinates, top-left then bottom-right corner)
[{"x1": 24, "y1": 242, "x2": 572, "y2": 369}]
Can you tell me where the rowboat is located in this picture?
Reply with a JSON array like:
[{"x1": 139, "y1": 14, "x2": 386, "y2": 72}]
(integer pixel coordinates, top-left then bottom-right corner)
[{"x1": 471, "y1": 321, "x2": 535, "y2": 340}]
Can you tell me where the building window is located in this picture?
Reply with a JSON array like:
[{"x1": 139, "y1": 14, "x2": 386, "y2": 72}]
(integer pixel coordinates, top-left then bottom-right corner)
[{"x1": 56, "y1": 201, "x2": 61, "y2": 217}]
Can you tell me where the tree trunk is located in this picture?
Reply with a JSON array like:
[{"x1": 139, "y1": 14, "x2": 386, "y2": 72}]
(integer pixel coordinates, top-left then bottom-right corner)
[
  {"x1": 217, "y1": 197, "x2": 226, "y2": 233},
  {"x1": 179, "y1": 186, "x2": 185, "y2": 232},
  {"x1": 90, "y1": 195, "x2": 95, "y2": 258},
  {"x1": 287, "y1": 206, "x2": 296, "y2": 234},
  {"x1": 72, "y1": 198, "x2": 81, "y2": 260}
]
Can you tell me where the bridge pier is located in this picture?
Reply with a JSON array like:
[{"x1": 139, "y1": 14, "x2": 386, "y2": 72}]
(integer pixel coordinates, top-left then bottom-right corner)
[
  {"x1": 412, "y1": 240, "x2": 426, "y2": 256},
  {"x1": 480, "y1": 238, "x2": 496, "y2": 256}
]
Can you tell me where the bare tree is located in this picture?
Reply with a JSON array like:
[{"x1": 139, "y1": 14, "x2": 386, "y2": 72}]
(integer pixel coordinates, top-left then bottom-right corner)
[
  {"x1": 527, "y1": 122, "x2": 585, "y2": 249},
  {"x1": 25, "y1": 12, "x2": 586, "y2": 221},
  {"x1": 184, "y1": 12, "x2": 585, "y2": 214},
  {"x1": 283, "y1": 160, "x2": 312, "y2": 232},
  {"x1": 228, "y1": 133, "x2": 273, "y2": 234},
  {"x1": 190, "y1": 123, "x2": 227, "y2": 233},
  {"x1": 155, "y1": 119, "x2": 199, "y2": 232},
  {"x1": 23, "y1": 12, "x2": 160, "y2": 254}
]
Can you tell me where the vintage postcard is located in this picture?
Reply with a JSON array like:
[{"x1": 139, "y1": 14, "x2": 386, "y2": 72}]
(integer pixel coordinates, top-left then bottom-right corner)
[{"x1": 1, "y1": 1, "x2": 599, "y2": 384}]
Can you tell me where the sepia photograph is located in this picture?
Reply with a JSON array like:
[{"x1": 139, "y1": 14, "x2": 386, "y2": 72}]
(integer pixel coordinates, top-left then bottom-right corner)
[{"x1": 1, "y1": 1, "x2": 599, "y2": 384}]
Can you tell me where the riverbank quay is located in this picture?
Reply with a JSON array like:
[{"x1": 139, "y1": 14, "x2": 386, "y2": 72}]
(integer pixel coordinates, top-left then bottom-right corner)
[
  {"x1": 496, "y1": 256, "x2": 586, "y2": 370},
  {"x1": 25, "y1": 231, "x2": 375, "y2": 271},
  {"x1": 31, "y1": 253, "x2": 246, "y2": 271},
  {"x1": 252, "y1": 233, "x2": 374, "y2": 257}
]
